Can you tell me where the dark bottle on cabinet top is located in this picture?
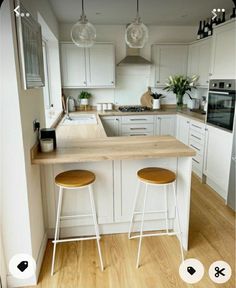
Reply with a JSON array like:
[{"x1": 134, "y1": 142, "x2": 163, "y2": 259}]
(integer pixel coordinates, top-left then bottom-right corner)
[
  {"x1": 197, "y1": 21, "x2": 203, "y2": 39},
  {"x1": 208, "y1": 19, "x2": 213, "y2": 36},
  {"x1": 230, "y1": 7, "x2": 236, "y2": 18},
  {"x1": 221, "y1": 10, "x2": 226, "y2": 23},
  {"x1": 203, "y1": 20, "x2": 209, "y2": 37}
]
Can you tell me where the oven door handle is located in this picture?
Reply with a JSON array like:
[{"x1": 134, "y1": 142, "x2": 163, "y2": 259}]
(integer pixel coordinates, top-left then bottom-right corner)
[{"x1": 209, "y1": 90, "x2": 230, "y2": 95}]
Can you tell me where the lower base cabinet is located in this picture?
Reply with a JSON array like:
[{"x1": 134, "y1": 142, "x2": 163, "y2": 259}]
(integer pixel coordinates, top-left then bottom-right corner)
[
  {"x1": 100, "y1": 116, "x2": 120, "y2": 136},
  {"x1": 155, "y1": 115, "x2": 176, "y2": 136},
  {"x1": 204, "y1": 125, "x2": 233, "y2": 199}
]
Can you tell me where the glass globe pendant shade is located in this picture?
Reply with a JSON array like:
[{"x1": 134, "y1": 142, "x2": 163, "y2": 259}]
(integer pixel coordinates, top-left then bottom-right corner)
[
  {"x1": 125, "y1": 18, "x2": 148, "y2": 48},
  {"x1": 71, "y1": 15, "x2": 96, "y2": 48}
]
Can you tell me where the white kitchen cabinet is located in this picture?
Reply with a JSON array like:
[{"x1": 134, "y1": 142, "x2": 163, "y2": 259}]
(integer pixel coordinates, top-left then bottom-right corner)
[
  {"x1": 155, "y1": 115, "x2": 176, "y2": 136},
  {"x1": 151, "y1": 44, "x2": 188, "y2": 86},
  {"x1": 87, "y1": 44, "x2": 115, "y2": 87},
  {"x1": 100, "y1": 116, "x2": 120, "y2": 136},
  {"x1": 60, "y1": 42, "x2": 115, "y2": 88},
  {"x1": 210, "y1": 20, "x2": 236, "y2": 79},
  {"x1": 187, "y1": 38, "x2": 212, "y2": 87},
  {"x1": 176, "y1": 115, "x2": 190, "y2": 145},
  {"x1": 60, "y1": 43, "x2": 86, "y2": 87},
  {"x1": 204, "y1": 125, "x2": 233, "y2": 199}
]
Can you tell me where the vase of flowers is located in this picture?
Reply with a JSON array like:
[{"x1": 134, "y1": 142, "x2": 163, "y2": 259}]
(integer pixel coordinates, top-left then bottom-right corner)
[{"x1": 163, "y1": 75, "x2": 199, "y2": 110}]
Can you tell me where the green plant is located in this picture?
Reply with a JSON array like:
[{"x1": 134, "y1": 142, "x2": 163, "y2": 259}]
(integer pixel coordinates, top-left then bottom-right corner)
[
  {"x1": 78, "y1": 91, "x2": 92, "y2": 100},
  {"x1": 163, "y1": 75, "x2": 199, "y2": 99}
]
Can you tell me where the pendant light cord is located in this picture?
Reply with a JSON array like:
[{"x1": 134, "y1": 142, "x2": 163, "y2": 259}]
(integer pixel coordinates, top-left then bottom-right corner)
[
  {"x1": 82, "y1": 0, "x2": 85, "y2": 16},
  {"x1": 136, "y1": 0, "x2": 139, "y2": 17}
]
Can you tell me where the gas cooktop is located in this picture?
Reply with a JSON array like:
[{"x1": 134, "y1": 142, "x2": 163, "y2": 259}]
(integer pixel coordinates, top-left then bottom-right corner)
[{"x1": 118, "y1": 106, "x2": 152, "y2": 112}]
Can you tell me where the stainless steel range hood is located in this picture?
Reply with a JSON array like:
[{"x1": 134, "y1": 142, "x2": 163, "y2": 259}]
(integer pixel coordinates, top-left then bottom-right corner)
[{"x1": 117, "y1": 46, "x2": 151, "y2": 65}]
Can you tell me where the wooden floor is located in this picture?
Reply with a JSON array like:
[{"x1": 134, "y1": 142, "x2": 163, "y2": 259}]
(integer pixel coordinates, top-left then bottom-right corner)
[{"x1": 32, "y1": 175, "x2": 235, "y2": 288}]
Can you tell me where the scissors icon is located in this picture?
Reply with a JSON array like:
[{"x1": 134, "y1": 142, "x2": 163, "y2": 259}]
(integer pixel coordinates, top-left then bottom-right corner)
[{"x1": 215, "y1": 266, "x2": 225, "y2": 277}]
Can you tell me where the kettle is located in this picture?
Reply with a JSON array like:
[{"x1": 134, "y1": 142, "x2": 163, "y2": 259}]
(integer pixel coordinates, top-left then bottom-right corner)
[{"x1": 187, "y1": 98, "x2": 200, "y2": 110}]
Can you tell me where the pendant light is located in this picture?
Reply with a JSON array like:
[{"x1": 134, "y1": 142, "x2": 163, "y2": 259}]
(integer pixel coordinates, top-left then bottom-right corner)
[
  {"x1": 125, "y1": 0, "x2": 148, "y2": 48},
  {"x1": 71, "y1": 0, "x2": 96, "y2": 48}
]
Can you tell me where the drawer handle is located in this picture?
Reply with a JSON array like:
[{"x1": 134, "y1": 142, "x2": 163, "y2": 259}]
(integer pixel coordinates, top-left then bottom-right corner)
[
  {"x1": 191, "y1": 134, "x2": 201, "y2": 141},
  {"x1": 192, "y1": 158, "x2": 200, "y2": 164},
  {"x1": 130, "y1": 119, "x2": 147, "y2": 121},
  {"x1": 190, "y1": 144, "x2": 201, "y2": 151},
  {"x1": 130, "y1": 134, "x2": 147, "y2": 136},
  {"x1": 130, "y1": 127, "x2": 147, "y2": 130},
  {"x1": 191, "y1": 124, "x2": 202, "y2": 129}
]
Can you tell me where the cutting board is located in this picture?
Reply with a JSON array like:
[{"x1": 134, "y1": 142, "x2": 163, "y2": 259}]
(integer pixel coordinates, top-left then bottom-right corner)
[{"x1": 140, "y1": 87, "x2": 153, "y2": 108}]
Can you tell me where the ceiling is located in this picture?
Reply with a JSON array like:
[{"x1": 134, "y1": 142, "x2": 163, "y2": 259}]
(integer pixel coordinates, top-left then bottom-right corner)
[{"x1": 48, "y1": 0, "x2": 234, "y2": 25}]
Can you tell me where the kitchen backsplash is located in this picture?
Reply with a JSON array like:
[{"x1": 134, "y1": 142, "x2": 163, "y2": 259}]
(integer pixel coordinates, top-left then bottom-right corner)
[{"x1": 63, "y1": 65, "x2": 208, "y2": 107}]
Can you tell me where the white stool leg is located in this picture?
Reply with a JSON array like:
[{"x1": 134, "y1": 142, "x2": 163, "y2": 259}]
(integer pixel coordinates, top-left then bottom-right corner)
[
  {"x1": 173, "y1": 182, "x2": 184, "y2": 262},
  {"x1": 51, "y1": 186, "x2": 63, "y2": 276},
  {"x1": 128, "y1": 181, "x2": 140, "y2": 239},
  {"x1": 136, "y1": 183, "x2": 148, "y2": 268},
  {"x1": 164, "y1": 185, "x2": 169, "y2": 234},
  {"x1": 89, "y1": 184, "x2": 104, "y2": 271}
]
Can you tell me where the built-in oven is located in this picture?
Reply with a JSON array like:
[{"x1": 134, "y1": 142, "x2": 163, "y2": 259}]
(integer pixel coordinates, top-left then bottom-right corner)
[{"x1": 207, "y1": 80, "x2": 236, "y2": 132}]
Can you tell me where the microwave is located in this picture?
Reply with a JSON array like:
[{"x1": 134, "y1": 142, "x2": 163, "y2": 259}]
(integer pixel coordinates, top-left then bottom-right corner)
[{"x1": 207, "y1": 80, "x2": 236, "y2": 132}]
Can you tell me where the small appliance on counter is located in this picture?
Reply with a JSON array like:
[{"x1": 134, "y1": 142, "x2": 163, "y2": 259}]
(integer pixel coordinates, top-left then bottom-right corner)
[
  {"x1": 187, "y1": 98, "x2": 200, "y2": 110},
  {"x1": 40, "y1": 138, "x2": 54, "y2": 153},
  {"x1": 40, "y1": 128, "x2": 56, "y2": 149}
]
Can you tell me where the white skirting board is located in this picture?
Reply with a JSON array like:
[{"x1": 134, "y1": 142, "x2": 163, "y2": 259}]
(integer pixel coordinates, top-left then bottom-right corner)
[{"x1": 7, "y1": 232, "x2": 48, "y2": 288}]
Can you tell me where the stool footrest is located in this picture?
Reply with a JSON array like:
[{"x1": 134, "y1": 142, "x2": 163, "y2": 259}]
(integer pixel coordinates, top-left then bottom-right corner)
[
  {"x1": 130, "y1": 231, "x2": 177, "y2": 239},
  {"x1": 52, "y1": 236, "x2": 100, "y2": 244},
  {"x1": 60, "y1": 213, "x2": 93, "y2": 220}
]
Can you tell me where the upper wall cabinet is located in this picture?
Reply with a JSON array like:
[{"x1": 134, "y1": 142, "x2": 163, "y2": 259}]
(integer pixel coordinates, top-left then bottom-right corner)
[
  {"x1": 151, "y1": 44, "x2": 188, "y2": 87},
  {"x1": 60, "y1": 42, "x2": 115, "y2": 88},
  {"x1": 187, "y1": 38, "x2": 212, "y2": 87},
  {"x1": 210, "y1": 20, "x2": 236, "y2": 79}
]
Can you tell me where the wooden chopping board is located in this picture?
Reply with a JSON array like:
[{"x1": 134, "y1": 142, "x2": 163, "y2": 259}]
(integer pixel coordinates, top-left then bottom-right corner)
[{"x1": 140, "y1": 87, "x2": 153, "y2": 108}]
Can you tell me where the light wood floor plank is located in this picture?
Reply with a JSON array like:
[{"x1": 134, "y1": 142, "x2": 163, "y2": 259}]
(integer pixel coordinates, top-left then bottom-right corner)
[{"x1": 27, "y1": 175, "x2": 235, "y2": 288}]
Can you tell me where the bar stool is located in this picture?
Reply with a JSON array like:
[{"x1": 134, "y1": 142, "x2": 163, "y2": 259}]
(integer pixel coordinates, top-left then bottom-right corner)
[
  {"x1": 51, "y1": 170, "x2": 104, "y2": 275},
  {"x1": 128, "y1": 167, "x2": 184, "y2": 268}
]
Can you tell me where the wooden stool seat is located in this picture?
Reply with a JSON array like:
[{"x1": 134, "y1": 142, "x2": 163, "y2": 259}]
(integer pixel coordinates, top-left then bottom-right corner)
[
  {"x1": 55, "y1": 170, "x2": 95, "y2": 188},
  {"x1": 137, "y1": 167, "x2": 176, "y2": 185}
]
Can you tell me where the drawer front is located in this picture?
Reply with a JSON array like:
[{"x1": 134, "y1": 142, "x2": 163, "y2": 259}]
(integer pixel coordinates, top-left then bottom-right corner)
[
  {"x1": 189, "y1": 139, "x2": 204, "y2": 155},
  {"x1": 189, "y1": 130, "x2": 205, "y2": 145},
  {"x1": 121, "y1": 123, "x2": 154, "y2": 134},
  {"x1": 190, "y1": 119, "x2": 205, "y2": 134},
  {"x1": 122, "y1": 131, "x2": 154, "y2": 137},
  {"x1": 121, "y1": 115, "x2": 154, "y2": 124}
]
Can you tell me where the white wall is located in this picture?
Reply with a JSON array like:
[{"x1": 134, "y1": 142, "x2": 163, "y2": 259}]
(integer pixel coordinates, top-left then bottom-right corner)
[
  {"x1": 0, "y1": 0, "x2": 59, "y2": 286},
  {"x1": 59, "y1": 24, "x2": 204, "y2": 106}
]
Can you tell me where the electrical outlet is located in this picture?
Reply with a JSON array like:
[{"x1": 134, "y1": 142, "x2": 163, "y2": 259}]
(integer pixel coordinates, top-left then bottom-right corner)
[{"x1": 33, "y1": 120, "x2": 40, "y2": 132}]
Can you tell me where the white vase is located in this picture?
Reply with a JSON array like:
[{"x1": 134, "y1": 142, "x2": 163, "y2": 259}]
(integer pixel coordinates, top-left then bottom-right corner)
[
  {"x1": 152, "y1": 99, "x2": 160, "y2": 109},
  {"x1": 80, "y1": 98, "x2": 89, "y2": 105}
]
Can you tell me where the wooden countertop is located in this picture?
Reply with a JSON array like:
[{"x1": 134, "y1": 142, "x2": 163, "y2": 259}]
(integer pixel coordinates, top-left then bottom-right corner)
[
  {"x1": 31, "y1": 135, "x2": 195, "y2": 164},
  {"x1": 99, "y1": 108, "x2": 206, "y2": 123},
  {"x1": 31, "y1": 109, "x2": 198, "y2": 165}
]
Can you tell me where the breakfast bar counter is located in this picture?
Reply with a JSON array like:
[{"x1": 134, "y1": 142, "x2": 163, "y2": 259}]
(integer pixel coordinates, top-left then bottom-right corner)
[{"x1": 32, "y1": 112, "x2": 195, "y2": 252}]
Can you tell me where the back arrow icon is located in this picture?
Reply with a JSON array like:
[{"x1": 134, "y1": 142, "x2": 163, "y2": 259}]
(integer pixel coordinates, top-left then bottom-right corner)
[
  {"x1": 212, "y1": 10, "x2": 217, "y2": 20},
  {"x1": 14, "y1": 5, "x2": 20, "y2": 17}
]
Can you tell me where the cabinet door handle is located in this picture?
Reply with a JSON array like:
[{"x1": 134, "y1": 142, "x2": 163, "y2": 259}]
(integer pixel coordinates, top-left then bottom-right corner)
[
  {"x1": 191, "y1": 123, "x2": 201, "y2": 129},
  {"x1": 130, "y1": 134, "x2": 147, "y2": 136},
  {"x1": 193, "y1": 158, "x2": 200, "y2": 164},
  {"x1": 190, "y1": 144, "x2": 201, "y2": 151},
  {"x1": 191, "y1": 134, "x2": 201, "y2": 141},
  {"x1": 84, "y1": 81, "x2": 87, "y2": 84},
  {"x1": 130, "y1": 119, "x2": 147, "y2": 121},
  {"x1": 116, "y1": 118, "x2": 119, "y2": 121},
  {"x1": 130, "y1": 127, "x2": 147, "y2": 130},
  {"x1": 111, "y1": 81, "x2": 114, "y2": 84}
]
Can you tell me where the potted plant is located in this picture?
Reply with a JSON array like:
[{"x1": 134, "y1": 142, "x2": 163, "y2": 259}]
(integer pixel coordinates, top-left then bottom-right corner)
[
  {"x1": 78, "y1": 91, "x2": 92, "y2": 106},
  {"x1": 163, "y1": 75, "x2": 199, "y2": 110},
  {"x1": 151, "y1": 93, "x2": 166, "y2": 110}
]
